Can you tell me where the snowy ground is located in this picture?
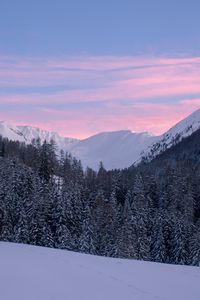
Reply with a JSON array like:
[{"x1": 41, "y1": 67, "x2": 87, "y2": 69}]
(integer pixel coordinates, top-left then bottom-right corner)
[{"x1": 0, "y1": 242, "x2": 199, "y2": 300}]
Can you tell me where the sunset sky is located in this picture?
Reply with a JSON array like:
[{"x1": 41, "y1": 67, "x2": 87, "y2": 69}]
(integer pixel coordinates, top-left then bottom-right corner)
[{"x1": 1, "y1": 0, "x2": 200, "y2": 138}]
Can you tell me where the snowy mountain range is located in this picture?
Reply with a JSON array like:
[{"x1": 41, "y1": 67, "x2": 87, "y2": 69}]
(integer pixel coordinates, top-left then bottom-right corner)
[
  {"x1": 69, "y1": 130, "x2": 157, "y2": 170},
  {"x1": 0, "y1": 121, "x2": 157, "y2": 170},
  {"x1": 0, "y1": 121, "x2": 78, "y2": 149},
  {"x1": 1, "y1": 108, "x2": 200, "y2": 170}
]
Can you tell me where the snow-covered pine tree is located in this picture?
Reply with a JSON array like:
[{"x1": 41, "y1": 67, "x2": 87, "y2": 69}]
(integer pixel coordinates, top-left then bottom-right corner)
[
  {"x1": 116, "y1": 193, "x2": 137, "y2": 258},
  {"x1": 189, "y1": 224, "x2": 200, "y2": 266},
  {"x1": 52, "y1": 190, "x2": 74, "y2": 250},
  {"x1": 80, "y1": 209, "x2": 96, "y2": 255}
]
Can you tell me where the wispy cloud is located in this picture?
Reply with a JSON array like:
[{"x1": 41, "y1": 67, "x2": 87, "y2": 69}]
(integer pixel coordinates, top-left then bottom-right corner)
[{"x1": 1, "y1": 55, "x2": 200, "y2": 138}]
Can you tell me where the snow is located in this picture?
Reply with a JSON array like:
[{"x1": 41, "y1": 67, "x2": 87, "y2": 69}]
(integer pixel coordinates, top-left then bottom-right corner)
[
  {"x1": 139, "y1": 108, "x2": 200, "y2": 163},
  {"x1": 2, "y1": 108, "x2": 200, "y2": 169},
  {"x1": 69, "y1": 130, "x2": 157, "y2": 170},
  {"x1": 18, "y1": 125, "x2": 78, "y2": 149},
  {"x1": 0, "y1": 121, "x2": 156, "y2": 170},
  {"x1": 0, "y1": 121, "x2": 78, "y2": 150},
  {"x1": 0, "y1": 121, "x2": 25, "y2": 143},
  {"x1": 0, "y1": 242, "x2": 199, "y2": 300}
]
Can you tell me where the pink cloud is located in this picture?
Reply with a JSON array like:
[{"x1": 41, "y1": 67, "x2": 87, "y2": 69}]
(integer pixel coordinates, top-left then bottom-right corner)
[
  {"x1": 1, "y1": 55, "x2": 200, "y2": 105},
  {"x1": 1, "y1": 55, "x2": 200, "y2": 138},
  {"x1": 0, "y1": 100, "x2": 199, "y2": 139},
  {"x1": 2, "y1": 100, "x2": 197, "y2": 139}
]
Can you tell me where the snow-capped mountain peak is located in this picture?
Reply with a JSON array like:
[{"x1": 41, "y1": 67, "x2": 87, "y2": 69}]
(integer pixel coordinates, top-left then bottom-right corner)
[
  {"x1": 0, "y1": 121, "x2": 26, "y2": 142},
  {"x1": 2, "y1": 108, "x2": 200, "y2": 170},
  {"x1": 139, "y1": 109, "x2": 200, "y2": 163},
  {"x1": 0, "y1": 121, "x2": 156, "y2": 170},
  {"x1": 18, "y1": 125, "x2": 79, "y2": 149},
  {"x1": 68, "y1": 130, "x2": 157, "y2": 170},
  {"x1": 0, "y1": 121, "x2": 79, "y2": 150}
]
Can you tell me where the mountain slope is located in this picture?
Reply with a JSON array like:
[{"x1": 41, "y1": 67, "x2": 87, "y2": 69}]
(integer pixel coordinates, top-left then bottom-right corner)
[
  {"x1": 0, "y1": 242, "x2": 199, "y2": 300},
  {"x1": 0, "y1": 121, "x2": 156, "y2": 170},
  {"x1": 139, "y1": 109, "x2": 200, "y2": 164},
  {"x1": 0, "y1": 121, "x2": 79, "y2": 151},
  {"x1": 70, "y1": 130, "x2": 157, "y2": 170},
  {"x1": 155, "y1": 127, "x2": 200, "y2": 162},
  {"x1": 0, "y1": 121, "x2": 25, "y2": 143},
  {"x1": 2, "y1": 108, "x2": 200, "y2": 170},
  {"x1": 18, "y1": 125, "x2": 79, "y2": 150}
]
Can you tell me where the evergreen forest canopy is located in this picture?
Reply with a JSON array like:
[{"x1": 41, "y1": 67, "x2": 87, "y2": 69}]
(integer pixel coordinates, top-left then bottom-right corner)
[{"x1": 0, "y1": 132, "x2": 200, "y2": 266}]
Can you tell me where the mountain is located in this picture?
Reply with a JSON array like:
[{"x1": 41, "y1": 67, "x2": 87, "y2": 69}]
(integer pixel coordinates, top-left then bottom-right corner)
[
  {"x1": 2, "y1": 109, "x2": 200, "y2": 170},
  {"x1": 0, "y1": 121, "x2": 156, "y2": 170},
  {"x1": 0, "y1": 120, "x2": 79, "y2": 152},
  {"x1": 1, "y1": 242, "x2": 199, "y2": 300},
  {"x1": 139, "y1": 109, "x2": 200, "y2": 164},
  {"x1": 148, "y1": 127, "x2": 200, "y2": 166},
  {"x1": 18, "y1": 125, "x2": 79, "y2": 149},
  {"x1": 0, "y1": 121, "x2": 26, "y2": 143},
  {"x1": 69, "y1": 130, "x2": 157, "y2": 170}
]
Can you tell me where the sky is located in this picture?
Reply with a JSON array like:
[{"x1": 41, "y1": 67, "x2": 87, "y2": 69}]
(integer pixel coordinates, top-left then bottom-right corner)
[{"x1": 1, "y1": 0, "x2": 200, "y2": 138}]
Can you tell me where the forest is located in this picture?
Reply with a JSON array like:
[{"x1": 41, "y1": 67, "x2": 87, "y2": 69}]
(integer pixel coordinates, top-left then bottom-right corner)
[{"x1": 0, "y1": 133, "x2": 200, "y2": 266}]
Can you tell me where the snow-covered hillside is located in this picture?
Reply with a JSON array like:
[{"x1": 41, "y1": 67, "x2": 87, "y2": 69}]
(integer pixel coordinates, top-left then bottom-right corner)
[
  {"x1": 18, "y1": 125, "x2": 78, "y2": 149},
  {"x1": 139, "y1": 109, "x2": 200, "y2": 163},
  {"x1": 0, "y1": 242, "x2": 199, "y2": 300},
  {"x1": 0, "y1": 121, "x2": 26, "y2": 143},
  {"x1": 2, "y1": 108, "x2": 200, "y2": 170},
  {"x1": 69, "y1": 130, "x2": 157, "y2": 170},
  {"x1": 0, "y1": 121, "x2": 156, "y2": 170},
  {"x1": 0, "y1": 121, "x2": 78, "y2": 150}
]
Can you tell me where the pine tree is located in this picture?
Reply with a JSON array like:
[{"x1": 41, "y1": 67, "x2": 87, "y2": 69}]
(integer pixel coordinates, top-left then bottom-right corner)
[
  {"x1": 151, "y1": 216, "x2": 166, "y2": 263},
  {"x1": 131, "y1": 173, "x2": 147, "y2": 213},
  {"x1": 80, "y1": 215, "x2": 96, "y2": 254},
  {"x1": 103, "y1": 189, "x2": 119, "y2": 256},
  {"x1": 189, "y1": 229, "x2": 200, "y2": 266},
  {"x1": 0, "y1": 212, "x2": 13, "y2": 242},
  {"x1": 171, "y1": 220, "x2": 188, "y2": 265},
  {"x1": 52, "y1": 191, "x2": 74, "y2": 250},
  {"x1": 14, "y1": 209, "x2": 29, "y2": 244},
  {"x1": 116, "y1": 195, "x2": 137, "y2": 258},
  {"x1": 39, "y1": 140, "x2": 57, "y2": 182},
  {"x1": 136, "y1": 214, "x2": 150, "y2": 261}
]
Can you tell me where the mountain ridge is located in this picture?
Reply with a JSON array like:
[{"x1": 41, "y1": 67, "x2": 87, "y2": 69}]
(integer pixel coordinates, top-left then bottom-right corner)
[
  {"x1": 1, "y1": 108, "x2": 200, "y2": 170},
  {"x1": 139, "y1": 108, "x2": 200, "y2": 164},
  {"x1": 0, "y1": 121, "x2": 157, "y2": 170}
]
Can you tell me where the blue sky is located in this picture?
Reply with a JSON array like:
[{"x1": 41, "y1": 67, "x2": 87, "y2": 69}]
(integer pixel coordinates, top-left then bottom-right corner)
[
  {"x1": 1, "y1": 0, "x2": 200, "y2": 137},
  {"x1": 1, "y1": 0, "x2": 200, "y2": 56}
]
